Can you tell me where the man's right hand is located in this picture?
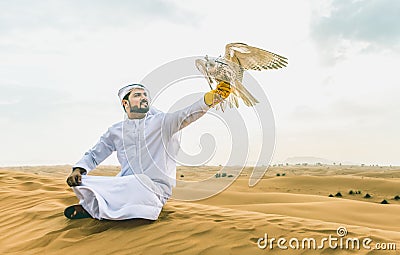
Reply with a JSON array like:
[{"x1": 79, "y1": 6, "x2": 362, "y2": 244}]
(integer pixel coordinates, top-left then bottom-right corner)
[
  {"x1": 204, "y1": 81, "x2": 232, "y2": 107},
  {"x1": 66, "y1": 167, "x2": 86, "y2": 187}
]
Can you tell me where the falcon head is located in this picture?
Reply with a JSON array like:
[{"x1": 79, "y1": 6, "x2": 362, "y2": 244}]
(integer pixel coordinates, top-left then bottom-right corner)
[{"x1": 195, "y1": 56, "x2": 218, "y2": 89}]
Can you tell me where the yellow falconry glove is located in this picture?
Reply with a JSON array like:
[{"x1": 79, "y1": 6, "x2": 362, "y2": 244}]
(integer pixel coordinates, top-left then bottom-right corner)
[{"x1": 204, "y1": 81, "x2": 231, "y2": 107}]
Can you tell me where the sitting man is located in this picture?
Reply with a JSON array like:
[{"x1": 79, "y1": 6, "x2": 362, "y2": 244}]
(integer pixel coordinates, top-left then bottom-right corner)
[{"x1": 65, "y1": 82, "x2": 231, "y2": 220}]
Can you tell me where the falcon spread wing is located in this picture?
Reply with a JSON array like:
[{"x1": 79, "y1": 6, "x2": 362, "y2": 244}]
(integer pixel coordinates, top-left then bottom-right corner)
[{"x1": 224, "y1": 42, "x2": 288, "y2": 73}]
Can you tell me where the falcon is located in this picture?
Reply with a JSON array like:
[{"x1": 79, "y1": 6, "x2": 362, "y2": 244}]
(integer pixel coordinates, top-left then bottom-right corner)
[{"x1": 195, "y1": 42, "x2": 288, "y2": 110}]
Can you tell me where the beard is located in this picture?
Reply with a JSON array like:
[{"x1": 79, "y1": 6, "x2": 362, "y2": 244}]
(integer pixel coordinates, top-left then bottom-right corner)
[{"x1": 129, "y1": 100, "x2": 149, "y2": 113}]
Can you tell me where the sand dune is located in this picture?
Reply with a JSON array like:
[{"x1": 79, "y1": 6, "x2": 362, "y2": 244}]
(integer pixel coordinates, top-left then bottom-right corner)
[{"x1": 0, "y1": 165, "x2": 399, "y2": 254}]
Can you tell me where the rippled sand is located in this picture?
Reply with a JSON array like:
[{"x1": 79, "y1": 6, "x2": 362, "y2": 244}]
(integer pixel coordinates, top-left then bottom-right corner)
[{"x1": 1, "y1": 165, "x2": 399, "y2": 254}]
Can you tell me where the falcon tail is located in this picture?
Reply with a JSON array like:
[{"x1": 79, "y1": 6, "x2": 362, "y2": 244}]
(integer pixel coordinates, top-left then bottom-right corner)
[{"x1": 233, "y1": 79, "x2": 259, "y2": 107}]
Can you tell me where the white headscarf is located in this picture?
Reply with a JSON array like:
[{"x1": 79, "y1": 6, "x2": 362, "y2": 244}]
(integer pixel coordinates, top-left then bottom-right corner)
[
  {"x1": 118, "y1": 83, "x2": 160, "y2": 115},
  {"x1": 118, "y1": 84, "x2": 149, "y2": 102}
]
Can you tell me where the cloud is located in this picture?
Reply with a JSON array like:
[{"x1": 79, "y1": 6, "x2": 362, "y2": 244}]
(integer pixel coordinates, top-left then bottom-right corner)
[
  {"x1": 0, "y1": 83, "x2": 122, "y2": 166},
  {"x1": 310, "y1": 0, "x2": 400, "y2": 64},
  {"x1": 0, "y1": 84, "x2": 69, "y2": 122},
  {"x1": 289, "y1": 98, "x2": 400, "y2": 132},
  {"x1": 0, "y1": 0, "x2": 200, "y2": 58},
  {"x1": 0, "y1": 0, "x2": 198, "y2": 34}
]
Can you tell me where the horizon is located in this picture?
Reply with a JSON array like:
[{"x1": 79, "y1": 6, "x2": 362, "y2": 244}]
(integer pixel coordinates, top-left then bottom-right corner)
[{"x1": 2, "y1": 160, "x2": 399, "y2": 168}]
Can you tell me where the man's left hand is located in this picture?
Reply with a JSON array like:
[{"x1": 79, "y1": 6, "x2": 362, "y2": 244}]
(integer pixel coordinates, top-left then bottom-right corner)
[{"x1": 66, "y1": 167, "x2": 86, "y2": 187}]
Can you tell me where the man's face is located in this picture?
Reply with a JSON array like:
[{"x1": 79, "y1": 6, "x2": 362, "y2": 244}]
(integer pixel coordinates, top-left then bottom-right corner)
[{"x1": 124, "y1": 88, "x2": 149, "y2": 113}]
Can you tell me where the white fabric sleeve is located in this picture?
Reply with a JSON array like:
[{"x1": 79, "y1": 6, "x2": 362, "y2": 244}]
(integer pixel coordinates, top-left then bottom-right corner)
[
  {"x1": 163, "y1": 97, "x2": 210, "y2": 136},
  {"x1": 73, "y1": 128, "x2": 116, "y2": 174}
]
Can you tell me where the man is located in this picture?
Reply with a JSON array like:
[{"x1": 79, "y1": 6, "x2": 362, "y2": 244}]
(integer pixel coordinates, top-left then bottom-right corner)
[{"x1": 65, "y1": 82, "x2": 231, "y2": 220}]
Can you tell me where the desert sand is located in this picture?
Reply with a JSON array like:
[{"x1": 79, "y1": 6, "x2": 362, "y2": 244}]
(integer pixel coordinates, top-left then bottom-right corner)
[{"x1": 0, "y1": 165, "x2": 399, "y2": 254}]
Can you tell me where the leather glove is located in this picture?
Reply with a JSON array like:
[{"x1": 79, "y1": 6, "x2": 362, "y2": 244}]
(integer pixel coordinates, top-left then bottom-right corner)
[
  {"x1": 66, "y1": 167, "x2": 87, "y2": 187},
  {"x1": 204, "y1": 81, "x2": 231, "y2": 107}
]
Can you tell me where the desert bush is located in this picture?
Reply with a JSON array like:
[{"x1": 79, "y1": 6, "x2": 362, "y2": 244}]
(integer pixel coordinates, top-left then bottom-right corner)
[{"x1": 335, "y1": 192, "x2": 342, "y2": 197}]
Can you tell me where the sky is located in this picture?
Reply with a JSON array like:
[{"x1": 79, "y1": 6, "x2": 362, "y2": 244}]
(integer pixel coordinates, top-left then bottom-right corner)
[{"x1": 0, "y1": 0, "x2": 399, "y2": 166}]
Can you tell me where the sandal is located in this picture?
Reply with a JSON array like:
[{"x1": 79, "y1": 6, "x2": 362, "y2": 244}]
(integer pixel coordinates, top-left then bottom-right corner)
[{"x1": 64, "y1": 205, "x2": 92, "y2": 219}]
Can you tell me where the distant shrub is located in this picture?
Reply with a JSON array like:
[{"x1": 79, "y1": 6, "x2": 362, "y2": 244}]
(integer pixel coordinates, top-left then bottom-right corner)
[
  {"x1": 328, "y1": 194, "x2": 334, "y2": 197},
  {"x1": 276, "y1": 173, "x2": 281, "y2": 176},
  {"x1": 394, "y1": 195, "x2": 400, "y2": 200},
  {"x1": 349, "y1": 190, "x2": 361, "y2": 195},
  {"x1": 215, "y1": 173, "x2": 221, "y2": 178},
  {"x1": 180, "y1": 174, "x2": 184, "y2": 178},
  {"x1": 282, "y1": 173, "x2": 286, "y2": 176},
  {"x1": 381, "y1": 199, "x2": 389, "y2": 204},
  {"x1": 364, "y1": 193, "x2": 372, "y2": 198},
  {"x1": 227, "y1": 174, "x2": 234, "y2": 178},
  {"x1": 335, "y1": 192, "x2": 342, "y2": 197},
  {"x1": 221, "y1": 173, "x2": 227, "y2": 177}
]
